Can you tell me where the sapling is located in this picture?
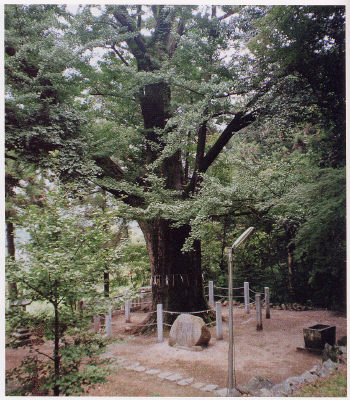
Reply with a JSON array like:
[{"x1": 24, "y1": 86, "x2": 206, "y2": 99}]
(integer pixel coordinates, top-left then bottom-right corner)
[{"x1": 6, "y1": 182, "x2": 121, "y2": 395}]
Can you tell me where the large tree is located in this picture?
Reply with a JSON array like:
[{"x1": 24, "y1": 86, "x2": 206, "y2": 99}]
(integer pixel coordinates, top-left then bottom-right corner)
[{"x1": 64, "y1": 5, "x2": 280, "y2": 317}]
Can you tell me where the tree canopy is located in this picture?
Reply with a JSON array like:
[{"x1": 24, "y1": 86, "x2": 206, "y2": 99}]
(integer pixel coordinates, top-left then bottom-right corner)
[{"x1": 5, "y1": 4, "x2": 346, "y2": 313}]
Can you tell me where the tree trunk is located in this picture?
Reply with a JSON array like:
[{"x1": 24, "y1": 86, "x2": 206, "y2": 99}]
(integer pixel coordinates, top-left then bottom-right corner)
[
  {"x1": 53, "y1": 302, "x2": 60, "y2": 396},
  {"x1": 139, "y1": 219, "x2": 209, "y2": 324},
  {"x1": 287, "y1": 242, "x2": 295, "y2": 301},
  {"x1": 6, "y1": 219, "x2": 18, "y2": 300}
]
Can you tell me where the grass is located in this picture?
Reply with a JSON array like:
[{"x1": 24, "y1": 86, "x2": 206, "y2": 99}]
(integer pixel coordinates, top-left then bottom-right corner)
[{"x1": 296, "y1": 368, "x2": 347, "y2": 397}]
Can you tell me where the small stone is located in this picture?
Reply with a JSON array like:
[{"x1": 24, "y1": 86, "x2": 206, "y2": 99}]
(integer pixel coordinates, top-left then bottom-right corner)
[
  {"x1": 99, "y1": 351, "x2": 117, "y2": 360},
  {"x1": 200, "y1": 384, "x2": 218, "y2": 392},
  {"x1": 124, "y1": 362, "x2": 140, "y2": 370},
  {"x1": 309, "y1": 364, "x2": 321, "y2": 375},
  {"x1": 271, "y1": 382, "x2": 292, "y2": 396},
  {"x1": 339, "y1": 346, "x2": 347, "y2": 354},
  {"x1": 318, "y1": 366, "x2": 330, "y2": 377},
  {"x1": 116, "y1": 357, "x2": 127, "y2": 363},
  {"x1": 192, "y1": 382, "x2": 206, "y2": 389},
  {"x1": 157, "y1": 371, "x2": 174, "y2": 379},
  {"x1": 323, "y1": 359, "x2": 338, "y2": 370},
  {"x1": 299, "y1": 371, "x2": 316, "y2": 383},
  {"x1": 133, "y1": 366, "x2": 146, "y2": 372},
  {"x1": 284, "y1": 376, "x2": 301, "y2": 387},
  {"x1": 337, "y1": 336, "x2": 347, "y2": 346},
  {"x1": 214, "y1": 388, "x2": 228, "y2": 397},
  {"x1": 165, "y1": 373, "x2": 183, "y2": 381},
  {"x1": 238, "y1": 375, "x2": 274, "y2": 395},
  {"x1": 145, "y1": 369, "x2": 161, "y2": 375},
  {"x1": 177, "y1": 377, "x2": 194, "y2": 386},
  {"x1": 259, "y1": 388, "x2": 273, "y2": 397}
]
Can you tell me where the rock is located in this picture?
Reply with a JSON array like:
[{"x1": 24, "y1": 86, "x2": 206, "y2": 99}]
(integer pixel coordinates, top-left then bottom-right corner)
[
  {"x1": 323, "y1": 359, "x2": 338, "y2": 371},
  {"x1": 299, "y1": 371, "x2": 316, "y2": 384},
  {"x1": 309, "y1": 364, "x2": 322, "y2": 375},
  {"x1": 317, "y1": 366, "x2": 330, "y2": 378},
  {"x1": 133, "y1": 366, "x2": 146, "y2": 372},
  {"x1": 200, "y1": 384, "x2": 218, "y2": 392},
  {"x1": 165, "y1": 373, "x2": 183, "y2": 382},
  {"x1": 259, "y1": 388, "x2": 274, "y2": 397},
  {"x1": 214, "y1": 388, "x2": 229, "y2": 397},
  {"x1": 284, "y1": 376, "x2": 302, "y2": 387},
  {"x1": 157, "y1": 371, "x2": 174, "y2": 379},
  {"x1": 337, "y1": 336, "x2": 347, "y2": 346},
  {"x1": 191, "y1": 382, "x2": 206, "y2": 389},
  {"x1": 271, "y1": 381, "x2": 292, "y2": 396},
  {"x1": 169, "y1": 314, "x2": 211, "y2": 348},
  {"x1": 145, "y1": 369, "x2": 161, "y2": 375},
  {"x1": 177, "y1": 377, "x2": 194, "y2": 386},
  {"x1": 99, "y1": 351, "x2": 117, "y2": 360},
  {"x1": 322, "y1": 344, "x2": 341, "y2": 362},
  {"x1": 124, "y1": 362, "x2": 140, "y2": 370},
  {"x1": 238, "y1": 376, "x2": 274, "y2": 395},
  {"x1": 173, "y1": 344, "x2": 203, "y2": 352}
]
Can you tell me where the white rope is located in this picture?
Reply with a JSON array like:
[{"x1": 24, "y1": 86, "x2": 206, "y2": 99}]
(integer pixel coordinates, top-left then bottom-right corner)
[
  {"x1": 128, "y1": 322, "x2": 157, "y2": 327},
  {"x1": 163, "y1": 309, "x2": 212, "y2": 315}
]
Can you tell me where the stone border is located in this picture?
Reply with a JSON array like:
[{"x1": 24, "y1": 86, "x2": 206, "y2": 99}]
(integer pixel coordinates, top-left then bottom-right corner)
[
  {"x1": 99, "y1": 346, "x2": 346, "y2": 397},
  {"x1": 98, "y1": 351, "x2": 232, "y2": 396}
]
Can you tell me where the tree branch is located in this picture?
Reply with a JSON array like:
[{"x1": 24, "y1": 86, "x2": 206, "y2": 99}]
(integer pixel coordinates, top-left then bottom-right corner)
[
  {"x1": 111, "y1": 43, "x2": 129, "y2": 66},
  {"x1": 200, "y1": 111, "x2": 256, "y2": 174},
  {"x1": 94, "y1": 156, "x2": 125, "y2": 181}
]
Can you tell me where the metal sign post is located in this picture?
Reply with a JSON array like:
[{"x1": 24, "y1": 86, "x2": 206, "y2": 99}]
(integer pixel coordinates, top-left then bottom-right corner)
[
  {"x1": 228, "y1": 247, "x2": 234, "y2": 395},
  {"x1": 227, "y1": 227, "x2": 254, "y2": 397}
]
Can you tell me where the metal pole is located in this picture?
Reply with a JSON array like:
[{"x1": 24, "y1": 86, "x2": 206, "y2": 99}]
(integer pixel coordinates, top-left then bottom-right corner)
[{"x1": 228, "y1": 248, "x2": 235, "y2": 396}]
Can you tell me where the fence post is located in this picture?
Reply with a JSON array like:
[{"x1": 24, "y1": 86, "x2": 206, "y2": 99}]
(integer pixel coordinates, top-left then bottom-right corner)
[
  {"x1": 105, "y1": 312, "x2": 112, "y2": 338},
  {"x1": 244, "y1": 282, "x2": 250, "y2": 314},
  {"x1": 209, "y1": 281, "x2": 214, "y2": 309},
  {"x1": 264, "y1": 287, "x2": 270, "y2": 319},
  {"x1": 157, "y1": 304, "x2": 163, "y2": 343},
  {"x1": 216, "y1": 301, "x2": 223, "y2": 340},
  {"x1": 256, "y1": 294, "x2": 263, "y2": 331},
  {"x1": 93, "y1": 315, "x2": 100, "y2": 333},
  {"x1": 125, "y1": 300, "x2": 131, "y2": 323}
]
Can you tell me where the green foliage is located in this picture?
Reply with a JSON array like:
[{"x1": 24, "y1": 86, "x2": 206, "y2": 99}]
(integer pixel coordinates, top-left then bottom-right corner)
[
  {"x1": 5, "y1": 5, "x2": 345, "y2": 313},
  {"x1": 5, "y1": 180, "x2": 123, "y2": 394},
  {"x1": 113, "y1": 243, "x2": 151, "y2": 289},
  {"x1": 6, "y1": 332, "x2": 109, "y2": 396}
]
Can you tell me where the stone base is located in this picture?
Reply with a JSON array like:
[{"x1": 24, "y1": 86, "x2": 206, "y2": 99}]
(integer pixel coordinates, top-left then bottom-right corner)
[
  {"x1": 173, "y1": 344, "x2": 203, "y2": 352},
  {"x1": 297, "y1": 346, "x2": 323, "y2": 355}
]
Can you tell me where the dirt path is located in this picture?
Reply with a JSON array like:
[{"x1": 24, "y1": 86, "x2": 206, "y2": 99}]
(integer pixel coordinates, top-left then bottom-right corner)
[{"x1": 6, "y1": 307, "x2": 346, "y2": 396}]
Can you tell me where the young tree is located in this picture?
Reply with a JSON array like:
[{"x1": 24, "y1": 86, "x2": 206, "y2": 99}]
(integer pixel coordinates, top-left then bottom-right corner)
[{"x1": 6, "y1": 181, "x2": 120, "y2": 395}]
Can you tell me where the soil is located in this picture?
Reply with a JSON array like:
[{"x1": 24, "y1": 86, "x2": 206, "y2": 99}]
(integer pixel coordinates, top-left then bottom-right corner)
[{"x1": 6, "y1": 306, "x2": 346, "y2": 397}]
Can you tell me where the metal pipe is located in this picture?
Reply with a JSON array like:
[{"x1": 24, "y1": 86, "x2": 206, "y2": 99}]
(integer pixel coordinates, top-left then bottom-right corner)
[{"x1": 228, "y1": 248, "x2": 235, "y2": 395}]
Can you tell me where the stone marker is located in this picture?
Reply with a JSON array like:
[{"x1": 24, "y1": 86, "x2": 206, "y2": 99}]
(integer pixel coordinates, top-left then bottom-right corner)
[{"x1": 169, "y1": 314, "x2": 211, "y2": 348}]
